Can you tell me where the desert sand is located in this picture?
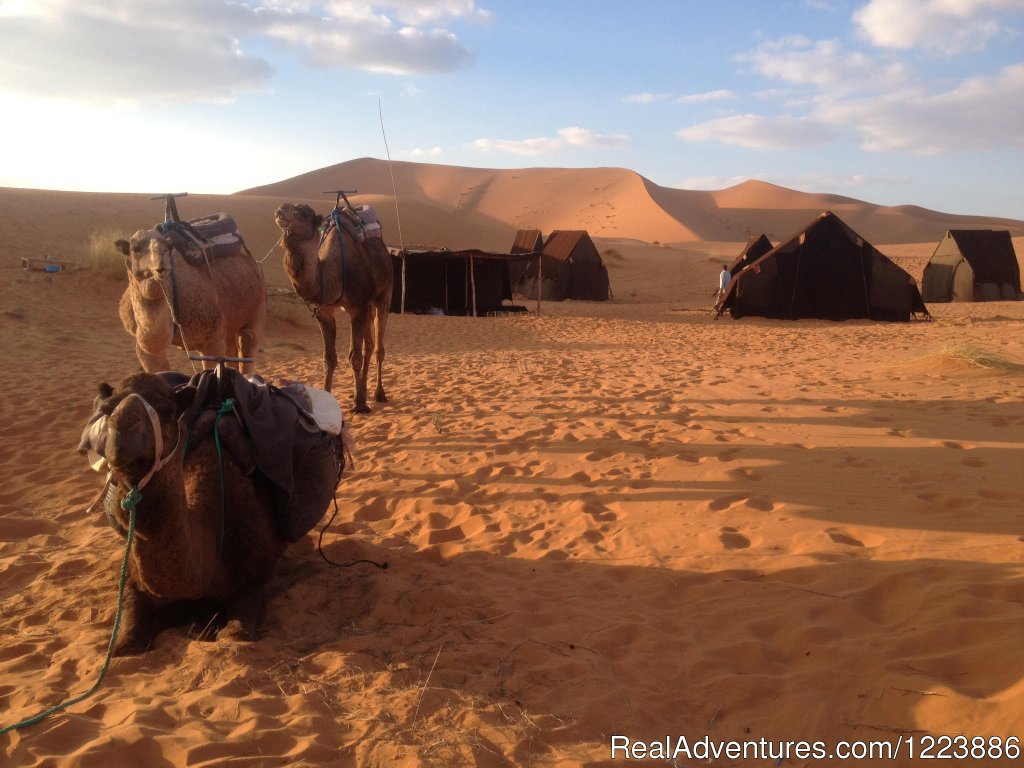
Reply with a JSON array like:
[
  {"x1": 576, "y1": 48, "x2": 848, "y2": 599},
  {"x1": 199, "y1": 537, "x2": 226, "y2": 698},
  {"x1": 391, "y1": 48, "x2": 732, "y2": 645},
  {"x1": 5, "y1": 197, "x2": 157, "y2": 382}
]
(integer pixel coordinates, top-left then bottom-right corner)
[{"x1": 1, "y1": 164, "x2": 1023, "y2": 767}]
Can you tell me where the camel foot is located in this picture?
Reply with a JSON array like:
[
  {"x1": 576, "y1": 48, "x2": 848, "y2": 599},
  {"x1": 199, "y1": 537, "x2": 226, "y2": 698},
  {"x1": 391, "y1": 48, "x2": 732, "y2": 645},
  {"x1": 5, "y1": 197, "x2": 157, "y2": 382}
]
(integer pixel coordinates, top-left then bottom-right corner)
[
  {"x1": 350, "y1": 402, "x2": 372, "y2": 414},
  {"x1": 219, "y1": 618, "x2": 258, "y2": 643},
  {"x1": 374, "y1": 389, "x2": 388, "y2": 403},
  {"x1": 113, "y1": 630, "x2": 153, "y2": 657}
]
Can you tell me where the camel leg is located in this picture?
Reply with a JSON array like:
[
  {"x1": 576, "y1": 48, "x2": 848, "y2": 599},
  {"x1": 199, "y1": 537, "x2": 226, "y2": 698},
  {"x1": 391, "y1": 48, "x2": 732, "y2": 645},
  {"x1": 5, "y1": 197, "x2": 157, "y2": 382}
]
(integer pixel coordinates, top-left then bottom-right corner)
[
  {"x1": 347, "y1": 308, "x2": 371, "y2": 413},
  {"x1": 373, "y1": 300, "x2": 389, "y2": 403},
  {"x1": 220, "y1": 585, "x2": 267, "y2": 642},
  {"x1": 113, "y1": 583, "x2": 159, "y2": 656},
  {"x1": 194, "y1": 332, "x2": 228, "y2": 371},
  {"x1": 315, "y1": 307, "x2": 339, "y2": 393},
  {"x1": 237, "y1": 328, "x2": 259, "y2": 374}
]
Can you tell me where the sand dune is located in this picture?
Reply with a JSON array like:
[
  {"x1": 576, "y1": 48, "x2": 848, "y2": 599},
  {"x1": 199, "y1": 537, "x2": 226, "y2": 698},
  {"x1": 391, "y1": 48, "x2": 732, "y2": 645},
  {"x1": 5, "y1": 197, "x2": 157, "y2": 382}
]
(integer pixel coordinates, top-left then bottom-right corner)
[
  {"x1": 244, "y1": 158, "x2": 1024, "y2": 246},
  {"x1": 1, "y1": 169, "x2": 1024, "y2": 766}
]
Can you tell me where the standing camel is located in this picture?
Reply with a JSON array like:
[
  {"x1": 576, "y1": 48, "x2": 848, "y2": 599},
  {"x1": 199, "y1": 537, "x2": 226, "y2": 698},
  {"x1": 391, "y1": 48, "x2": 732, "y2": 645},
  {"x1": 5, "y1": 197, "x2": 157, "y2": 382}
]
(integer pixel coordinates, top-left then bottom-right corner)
[
  {"x1": 274, "y1": 203, "x2": 393, "y2": 413},
  {"x1": 116, "y1": 229, "x2": 266, "y2": 374}
]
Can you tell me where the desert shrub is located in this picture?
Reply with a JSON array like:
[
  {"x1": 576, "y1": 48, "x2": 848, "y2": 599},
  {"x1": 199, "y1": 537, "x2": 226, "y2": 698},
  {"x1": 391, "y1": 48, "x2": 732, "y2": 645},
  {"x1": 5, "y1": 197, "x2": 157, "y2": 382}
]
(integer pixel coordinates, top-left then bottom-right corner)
[{"x1": 84, "y1": 226, "x2": 129, "y2": 279}]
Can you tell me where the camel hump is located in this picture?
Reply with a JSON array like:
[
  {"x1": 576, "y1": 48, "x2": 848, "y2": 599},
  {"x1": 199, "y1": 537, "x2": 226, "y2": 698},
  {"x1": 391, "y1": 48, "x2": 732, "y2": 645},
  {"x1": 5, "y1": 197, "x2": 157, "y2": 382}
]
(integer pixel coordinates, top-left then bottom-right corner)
[{"x1": 158, "y1": 214, "x2": 249, "y2": 266}]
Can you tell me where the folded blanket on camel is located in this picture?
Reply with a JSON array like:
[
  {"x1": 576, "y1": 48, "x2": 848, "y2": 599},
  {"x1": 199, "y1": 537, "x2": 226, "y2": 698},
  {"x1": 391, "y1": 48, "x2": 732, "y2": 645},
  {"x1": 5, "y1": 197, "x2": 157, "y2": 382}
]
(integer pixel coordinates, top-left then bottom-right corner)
[
  {"x1": 103, "y1": 368, "x2": 344, "y2": 543},
  {"x1": 157, "y1": 213, "x2": 250, "y2": 267}
]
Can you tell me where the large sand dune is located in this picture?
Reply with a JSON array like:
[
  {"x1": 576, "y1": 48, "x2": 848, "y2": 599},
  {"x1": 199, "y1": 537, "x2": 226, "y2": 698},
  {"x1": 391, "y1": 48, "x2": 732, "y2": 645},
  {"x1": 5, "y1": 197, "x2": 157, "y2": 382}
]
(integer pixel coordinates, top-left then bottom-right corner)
[{"x1": 2, "y1": 163, "x2": 1024, "y2": 766}]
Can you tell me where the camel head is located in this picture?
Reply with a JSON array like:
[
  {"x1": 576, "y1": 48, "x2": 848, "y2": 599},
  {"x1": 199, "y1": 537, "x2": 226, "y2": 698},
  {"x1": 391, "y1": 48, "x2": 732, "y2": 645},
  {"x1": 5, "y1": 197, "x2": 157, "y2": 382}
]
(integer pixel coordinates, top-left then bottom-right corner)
[
  {"x1": 274, "y1": 203, "x2": 323, "y2": 241},
  {"x1": 115, "y1": 230, "x2": 176, "y2": 300},
  {"x1": 78, "y1": 373, "x2": 194, "y2": 487}
]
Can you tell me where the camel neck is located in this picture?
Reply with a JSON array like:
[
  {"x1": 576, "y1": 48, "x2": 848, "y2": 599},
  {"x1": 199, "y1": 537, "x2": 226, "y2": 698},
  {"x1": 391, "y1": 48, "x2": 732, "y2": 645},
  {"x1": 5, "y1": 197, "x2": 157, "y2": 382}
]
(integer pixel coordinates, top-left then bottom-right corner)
[
  {"x1": 282, "y1": 234, "x2": 323, "y2": 302},
  {"x1": 118, "y1": 459, "x2": 214, "y2": 599}
]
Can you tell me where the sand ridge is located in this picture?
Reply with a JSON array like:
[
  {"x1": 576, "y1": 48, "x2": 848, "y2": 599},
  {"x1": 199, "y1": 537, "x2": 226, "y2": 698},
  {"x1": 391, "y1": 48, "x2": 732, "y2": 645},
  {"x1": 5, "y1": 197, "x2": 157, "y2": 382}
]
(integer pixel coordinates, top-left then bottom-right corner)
[{"x1": 1, "y1": 177, "x2": 1024, "y2": 766}]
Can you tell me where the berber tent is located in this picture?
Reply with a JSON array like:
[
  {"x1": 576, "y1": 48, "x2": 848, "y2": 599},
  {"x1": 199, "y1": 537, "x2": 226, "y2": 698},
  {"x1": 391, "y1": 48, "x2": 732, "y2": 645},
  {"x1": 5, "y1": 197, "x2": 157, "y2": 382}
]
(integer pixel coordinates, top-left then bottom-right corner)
[
  {"x1": 920, "y1": 229, "x2": 1021, "y2": 302},
  {"x1": 513, "y1": 230, "x2": 610, "y2": 301},
  {"x1": 719, "y1": 211, "x2": 929, "y2": 322}
]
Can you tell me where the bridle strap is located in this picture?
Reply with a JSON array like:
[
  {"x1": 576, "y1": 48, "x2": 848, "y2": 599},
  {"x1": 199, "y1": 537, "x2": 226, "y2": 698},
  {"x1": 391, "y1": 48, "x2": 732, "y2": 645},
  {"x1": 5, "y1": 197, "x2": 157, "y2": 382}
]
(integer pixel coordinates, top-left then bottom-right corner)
[{"x1": 108, "y1": 393, "x2": 181, "y2": 493}]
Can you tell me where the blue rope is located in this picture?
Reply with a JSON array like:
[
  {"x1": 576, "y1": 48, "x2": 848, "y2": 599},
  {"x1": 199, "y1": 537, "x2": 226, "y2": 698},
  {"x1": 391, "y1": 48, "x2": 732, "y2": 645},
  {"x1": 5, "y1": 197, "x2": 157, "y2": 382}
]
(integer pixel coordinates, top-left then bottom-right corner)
[{"x1": 0, "y1": 487, "x2": 141, "y2": 736}]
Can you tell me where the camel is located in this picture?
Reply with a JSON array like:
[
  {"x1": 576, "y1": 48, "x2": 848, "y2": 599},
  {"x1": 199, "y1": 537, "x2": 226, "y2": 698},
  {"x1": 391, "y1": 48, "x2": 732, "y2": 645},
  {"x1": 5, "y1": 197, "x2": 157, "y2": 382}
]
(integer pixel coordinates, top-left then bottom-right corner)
[
  {"x1": 273, "y1": 202, "x2": 393, "y2": 413},
  {"x1": 77, "y1": 372, "x2": 301, "y2": 654},
  {"x1": 115, "y1": 230, "x2": 267, "y2": 374}
]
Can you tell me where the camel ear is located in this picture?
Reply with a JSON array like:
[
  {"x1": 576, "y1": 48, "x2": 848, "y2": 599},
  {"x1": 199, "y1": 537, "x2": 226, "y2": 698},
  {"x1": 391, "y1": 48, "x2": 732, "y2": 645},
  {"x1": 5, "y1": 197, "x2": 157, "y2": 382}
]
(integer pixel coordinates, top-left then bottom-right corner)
[
  {"x1": 114, "y1": 239, "x2": 130, "y2": 256},
  {"x1": 98, "y1": 382, "x2": 114, "y2": 399}
]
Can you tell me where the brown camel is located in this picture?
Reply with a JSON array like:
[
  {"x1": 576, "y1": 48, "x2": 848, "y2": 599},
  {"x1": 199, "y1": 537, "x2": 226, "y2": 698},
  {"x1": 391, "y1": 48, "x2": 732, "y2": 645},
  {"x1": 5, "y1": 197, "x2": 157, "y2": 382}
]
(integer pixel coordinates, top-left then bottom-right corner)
[
  {"x1": 273, "y1": 202, "x2": 393, "y2": 413},
  {"x1": 116, "y1": 230, "x2": 267, "y2": 374},
  {"x1": 77, "y1": 373, "x2": 290, "y2": 654}
]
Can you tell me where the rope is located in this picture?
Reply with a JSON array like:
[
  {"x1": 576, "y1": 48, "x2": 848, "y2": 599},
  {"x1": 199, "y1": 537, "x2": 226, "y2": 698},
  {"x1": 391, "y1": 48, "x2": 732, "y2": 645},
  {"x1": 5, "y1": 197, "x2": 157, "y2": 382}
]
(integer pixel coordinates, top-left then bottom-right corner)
[
  {"x1": 316, "y1": 449, "x2": 387, "y2": 571},
  {"x1": 157, "y1": 277, "x2": 198, "y2": 375},
  {"x1": 379, "y1": 99, "x2": 407, "y2": 314},
  {"x1": 0, "y1": 489, "x2": 141, "y2": 736},
  {"x1": 257, "y1": 234, "x2": 283, "y2": 264}
]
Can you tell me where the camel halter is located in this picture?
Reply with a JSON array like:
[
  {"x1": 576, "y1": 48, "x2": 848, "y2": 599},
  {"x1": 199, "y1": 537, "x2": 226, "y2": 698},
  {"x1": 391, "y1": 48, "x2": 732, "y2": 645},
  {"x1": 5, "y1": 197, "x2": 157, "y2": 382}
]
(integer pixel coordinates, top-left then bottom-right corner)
[{"x1": 110, "y1": 393, "x2": 181, "y2": 493}]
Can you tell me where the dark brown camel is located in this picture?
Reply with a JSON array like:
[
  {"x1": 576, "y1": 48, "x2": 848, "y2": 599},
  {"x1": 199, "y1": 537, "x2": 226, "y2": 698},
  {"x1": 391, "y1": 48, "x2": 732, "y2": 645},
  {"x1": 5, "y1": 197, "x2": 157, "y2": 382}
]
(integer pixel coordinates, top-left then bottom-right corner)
[
  {"x1": 77, "y1": 373, "x2": 290, "y2": 654},
  {"x1": 274, "y1": 203, "x2": 394, "y2": 413}
]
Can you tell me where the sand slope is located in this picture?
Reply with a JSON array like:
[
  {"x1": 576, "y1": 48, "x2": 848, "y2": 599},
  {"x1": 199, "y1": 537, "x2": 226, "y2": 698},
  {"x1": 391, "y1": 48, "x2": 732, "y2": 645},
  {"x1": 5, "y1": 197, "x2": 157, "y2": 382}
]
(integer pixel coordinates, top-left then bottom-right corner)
[
  {"x1": 1, "y1": 175, "x2": 1024, "y2": 767},
  {"x1": 243, "y1": 158, "x2": 1024, "y2": 246}
]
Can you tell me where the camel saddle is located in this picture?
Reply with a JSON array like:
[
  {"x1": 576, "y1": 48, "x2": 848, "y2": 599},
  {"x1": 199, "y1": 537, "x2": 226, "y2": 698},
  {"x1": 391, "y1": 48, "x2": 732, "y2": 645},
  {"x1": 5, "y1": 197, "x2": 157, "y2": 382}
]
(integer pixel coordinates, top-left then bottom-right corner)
[
  {"x1": 325, "y1": 205, "x2": 383, "y2": 244},
  {"x1": 157, "y1": 213, "x2": 251, "y2": 267},
  {"x1": 102, "y1": 369, "x2": 344, "y2": 544}
]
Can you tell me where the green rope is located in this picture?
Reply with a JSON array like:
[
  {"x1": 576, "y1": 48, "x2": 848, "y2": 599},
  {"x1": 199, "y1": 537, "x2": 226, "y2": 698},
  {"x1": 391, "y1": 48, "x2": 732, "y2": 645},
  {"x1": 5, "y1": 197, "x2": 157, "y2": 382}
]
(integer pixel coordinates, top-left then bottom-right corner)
[
  {"x1": 0, "y1": 487, "x2": 141, "y2": 737},
  {"x1": 212, "y1": 398, "x2": 235, "y2": 559}
]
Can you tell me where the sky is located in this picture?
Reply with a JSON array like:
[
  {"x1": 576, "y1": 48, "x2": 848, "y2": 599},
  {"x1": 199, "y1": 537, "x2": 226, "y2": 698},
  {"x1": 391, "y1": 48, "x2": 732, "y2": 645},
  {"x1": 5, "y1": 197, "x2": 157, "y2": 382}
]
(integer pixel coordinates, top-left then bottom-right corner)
[{"x1": 0, "y1": 0, "x2": 1022, "y2": 219}]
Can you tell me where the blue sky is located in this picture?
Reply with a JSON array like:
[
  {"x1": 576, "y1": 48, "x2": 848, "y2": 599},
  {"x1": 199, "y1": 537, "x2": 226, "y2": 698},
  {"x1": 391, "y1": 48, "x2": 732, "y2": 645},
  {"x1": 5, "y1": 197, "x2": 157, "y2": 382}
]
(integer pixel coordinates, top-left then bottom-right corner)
[{"x1": 1, "y1": 0, "x2": 1022, "y2": 219}]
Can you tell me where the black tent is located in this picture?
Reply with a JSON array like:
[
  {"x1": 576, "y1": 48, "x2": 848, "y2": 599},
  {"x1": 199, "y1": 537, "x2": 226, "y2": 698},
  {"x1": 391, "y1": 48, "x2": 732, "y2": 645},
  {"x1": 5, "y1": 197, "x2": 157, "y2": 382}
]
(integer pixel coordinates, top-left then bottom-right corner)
[
  {"x1": 513, "y1": 230, "x2": 610, "y2": 301},
  {"x1": 390, "y1": 248, "x2": 529, "y2": 316},
  {"x1": 728, "y1": 234, "x2": 773, "y2": 275},
  {"x1": 921, "y1": 230, "x2": 1021, "y2": 302},
  {"x1": 720, "y1": 212, "x2": 929, "y2": 322},
  {"x1": 509, "y1": 229, "x2": 543, "y2": 285}
]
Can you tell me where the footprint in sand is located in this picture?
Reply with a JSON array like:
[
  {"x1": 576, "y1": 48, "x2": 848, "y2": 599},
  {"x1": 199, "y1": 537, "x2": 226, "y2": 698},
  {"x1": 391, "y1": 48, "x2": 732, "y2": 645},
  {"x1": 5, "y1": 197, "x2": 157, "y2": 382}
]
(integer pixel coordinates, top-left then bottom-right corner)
[
  {"x1": 709, "y1": 493, "x2": 747, "y2": 512},
  {"x1": 826, "y1": 528, "x2": 865, "y2": 547},
  {"x1": 719, "y1": 526, "x2": 751, "y2": 549},
  {"x1": 962, "y1": 456, "x2": 986, "y2": 468}
]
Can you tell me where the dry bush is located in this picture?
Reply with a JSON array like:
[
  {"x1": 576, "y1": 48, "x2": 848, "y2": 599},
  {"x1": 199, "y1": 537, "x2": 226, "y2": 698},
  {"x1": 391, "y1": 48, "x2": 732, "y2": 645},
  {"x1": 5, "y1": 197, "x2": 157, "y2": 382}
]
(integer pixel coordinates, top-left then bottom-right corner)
[
  {"x1": 267, "y1": 286, "x2": 314, "y2": 325},
  {"x1": 933, "y1": 343, "x2": 1022, "y2": 371},
  {"x1": 83, "y1": 226, "x2": 129, "y2": 280}
]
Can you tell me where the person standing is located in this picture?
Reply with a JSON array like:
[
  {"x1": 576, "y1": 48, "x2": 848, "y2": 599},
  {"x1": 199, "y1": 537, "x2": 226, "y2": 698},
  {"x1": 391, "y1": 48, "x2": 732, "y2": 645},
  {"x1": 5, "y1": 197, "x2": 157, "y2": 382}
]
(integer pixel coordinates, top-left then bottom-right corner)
[{"x1": 718, "y1": 265, "x2": 731, "y2": 298}]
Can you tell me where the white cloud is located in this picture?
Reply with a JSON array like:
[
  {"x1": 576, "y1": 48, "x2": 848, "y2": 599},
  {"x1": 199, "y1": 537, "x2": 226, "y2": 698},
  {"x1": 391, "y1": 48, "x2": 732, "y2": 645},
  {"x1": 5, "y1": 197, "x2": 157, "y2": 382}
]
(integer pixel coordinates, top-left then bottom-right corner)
[
  {"x1": 0, "y1": 1, "x2": 480, "y2": 104},
  {"x1": 473, "y1": 126, "x2": 628, "y2": 156},
  {"x1": 819, "y1": 62, "x2": 1024, "y2": 153},
  {"x1": 853, "y1": 0, "x2": 1022, "y2": 53},
  {"x1": 407, "y1": 146, "x2": 443, "y2": 156},
  {"x1": 370, "y1": 0, "x2": 493, "y2": 25},
  {"x1": 626, "y1": 89, "x2": 736, "y2": 105},
  {"x1": 677, "y1": 114, "x2": 836, "y2": 149},
  {"x1": 675, "y1": 89, "x2": 738, "y2": 104},
  {"x1": 738, "y1": 36, "x2": 908, "y2": 93},
  {"x1": 625, "y1": 92, "x2": 672, "y2": 104}
]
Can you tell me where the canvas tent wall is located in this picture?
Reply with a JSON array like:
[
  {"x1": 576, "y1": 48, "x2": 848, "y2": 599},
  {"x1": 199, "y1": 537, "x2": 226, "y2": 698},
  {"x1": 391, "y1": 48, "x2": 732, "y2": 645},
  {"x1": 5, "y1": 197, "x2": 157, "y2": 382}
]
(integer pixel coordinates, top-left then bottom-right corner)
[
  {"x1": 509, "y1": 229, "x2": 543, "y2": 285},
  {"x1": 390, "y1": 248, "x2": 528, "y2": 316},
  {"x1": 513, "y1": 230, "x2": 610, "y2": 301},
  {"x1": 728, "y1": 234, "x2": 773, "y2": 275},
  {"x1": 720, "y1": 211, "x2": 929, "y2": 322},
  {"x1": 921, "y1": 230, "x2": 1022, "y2": 302}
]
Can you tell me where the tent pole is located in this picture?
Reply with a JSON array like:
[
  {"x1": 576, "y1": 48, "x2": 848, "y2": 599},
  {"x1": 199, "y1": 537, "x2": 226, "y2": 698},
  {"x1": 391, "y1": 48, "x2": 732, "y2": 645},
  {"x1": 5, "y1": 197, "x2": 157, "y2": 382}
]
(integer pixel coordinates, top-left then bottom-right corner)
[
  {"x1": 401, "y1": 253, "x2": 407, "y2": 314},
  {"x1": 470, "y1": 253, "x2": 478, "y2": 317},
  {"x1": 536, "y1": 253, "x2": 542, "y2": 316}
]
